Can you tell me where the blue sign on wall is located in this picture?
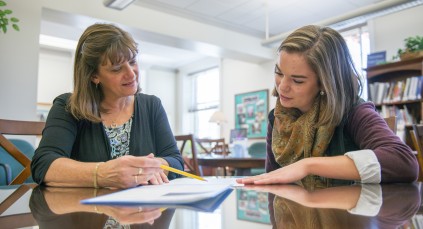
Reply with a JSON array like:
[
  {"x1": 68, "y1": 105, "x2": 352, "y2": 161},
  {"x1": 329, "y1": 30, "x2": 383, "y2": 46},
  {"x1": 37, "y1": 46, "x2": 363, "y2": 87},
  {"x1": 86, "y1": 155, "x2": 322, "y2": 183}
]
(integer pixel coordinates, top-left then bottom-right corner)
[{"x1": 367, "y1": 51, "x2": 386, "y2": 67}]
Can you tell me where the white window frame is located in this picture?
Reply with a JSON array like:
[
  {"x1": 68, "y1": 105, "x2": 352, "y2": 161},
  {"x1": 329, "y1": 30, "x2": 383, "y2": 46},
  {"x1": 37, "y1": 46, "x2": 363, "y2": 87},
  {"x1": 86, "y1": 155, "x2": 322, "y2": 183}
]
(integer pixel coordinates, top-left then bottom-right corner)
[{"x1": 188, "y1": 67, "x2": 220, "y2": 139}]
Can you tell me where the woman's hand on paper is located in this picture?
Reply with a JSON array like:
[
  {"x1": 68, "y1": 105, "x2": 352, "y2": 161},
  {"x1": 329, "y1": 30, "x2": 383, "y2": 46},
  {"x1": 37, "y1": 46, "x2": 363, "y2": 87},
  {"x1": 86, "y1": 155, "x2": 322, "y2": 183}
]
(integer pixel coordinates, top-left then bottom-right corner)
[
  {"x1": 148, "y1": 170, "x2": 169, "y2": 185},
  {"x1": 145, "y1": 153, "x2": 169, "y2": 185},
  {"x1": 97, "y1": 155, "x2": 162, "y2": 189}
]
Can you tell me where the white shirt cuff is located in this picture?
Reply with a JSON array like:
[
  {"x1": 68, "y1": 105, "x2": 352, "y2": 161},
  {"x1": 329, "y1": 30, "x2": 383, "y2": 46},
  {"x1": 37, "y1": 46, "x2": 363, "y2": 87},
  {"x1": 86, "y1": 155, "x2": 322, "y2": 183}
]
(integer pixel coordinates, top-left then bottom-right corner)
[
  {"x1": 347, "y1": 184, "x2": 382, "y2": 216},
  {"x1": 345, "y1": 149, "x2": 381, "y2": 183}
]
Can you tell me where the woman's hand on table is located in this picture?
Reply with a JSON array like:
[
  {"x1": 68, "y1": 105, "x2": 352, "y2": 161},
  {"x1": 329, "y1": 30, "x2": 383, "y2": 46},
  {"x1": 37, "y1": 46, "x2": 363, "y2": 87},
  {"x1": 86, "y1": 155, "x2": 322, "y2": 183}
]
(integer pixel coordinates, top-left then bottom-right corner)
[{"x1": 236, "y1": 160, "x2": 308, "y2": 185}]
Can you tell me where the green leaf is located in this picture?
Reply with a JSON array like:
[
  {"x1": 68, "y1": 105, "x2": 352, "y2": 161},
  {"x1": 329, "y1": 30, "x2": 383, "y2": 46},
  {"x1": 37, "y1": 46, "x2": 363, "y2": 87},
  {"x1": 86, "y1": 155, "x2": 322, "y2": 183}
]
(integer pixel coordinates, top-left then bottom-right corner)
[
  {"x1": 1, "y1": 17, "x2": 7, "y2": 25},
  {"x1": 0, "y1": 1, "x2": 6, "y2": 7},
  {"x1": 0, "y1": 10, "x2": 5, "y2": 17},
  {"x1": 12, "y1": 23, "x2": 19, "y2": 31},
  {"x1": 4, "y1": 9, "x2": 11, "y2": 14},
  {"x1": 10, "y1": 17, "x2": 18, "y2": 23},
  {"x1": 1, "y1": 24, "x2": 6, "y2": 33}
]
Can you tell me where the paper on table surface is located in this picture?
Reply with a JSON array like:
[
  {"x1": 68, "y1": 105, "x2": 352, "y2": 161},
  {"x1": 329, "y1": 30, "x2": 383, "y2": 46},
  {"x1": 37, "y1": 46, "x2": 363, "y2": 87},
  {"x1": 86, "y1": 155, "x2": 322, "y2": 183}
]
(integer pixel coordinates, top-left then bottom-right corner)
[
  {"x1": 176, "y1": 177, "x2": 244, "y2": 187},
  {"x1": 81, "y1": 178, "x2": 237, "y2": 205}
]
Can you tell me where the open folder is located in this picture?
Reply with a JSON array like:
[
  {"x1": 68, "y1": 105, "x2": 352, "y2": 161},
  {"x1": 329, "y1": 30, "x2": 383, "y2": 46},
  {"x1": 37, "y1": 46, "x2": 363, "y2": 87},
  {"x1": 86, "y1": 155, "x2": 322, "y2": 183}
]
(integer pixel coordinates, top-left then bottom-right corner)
[{"x1": 81, "y1": 178, "x2": 236, "y2": 211}]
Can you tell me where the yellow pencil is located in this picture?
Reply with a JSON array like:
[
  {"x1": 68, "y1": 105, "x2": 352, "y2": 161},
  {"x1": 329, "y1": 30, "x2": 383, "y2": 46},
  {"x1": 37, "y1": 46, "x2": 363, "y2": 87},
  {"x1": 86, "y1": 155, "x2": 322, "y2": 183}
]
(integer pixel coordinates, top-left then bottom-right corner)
[{"x1": 160, "y1": 164, "x2": 207, "y2": 182}]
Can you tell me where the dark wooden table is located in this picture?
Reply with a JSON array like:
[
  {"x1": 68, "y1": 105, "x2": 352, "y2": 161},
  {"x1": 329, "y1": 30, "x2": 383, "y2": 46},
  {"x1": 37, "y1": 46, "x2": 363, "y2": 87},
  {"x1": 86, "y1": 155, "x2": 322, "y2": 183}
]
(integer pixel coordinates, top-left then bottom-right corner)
[
  {"x1": 1, "y1": 182, "x2": 421, "y2": 228},
  {"x1": 197, "y1": 156, "x2": 265, "y2": 176}
]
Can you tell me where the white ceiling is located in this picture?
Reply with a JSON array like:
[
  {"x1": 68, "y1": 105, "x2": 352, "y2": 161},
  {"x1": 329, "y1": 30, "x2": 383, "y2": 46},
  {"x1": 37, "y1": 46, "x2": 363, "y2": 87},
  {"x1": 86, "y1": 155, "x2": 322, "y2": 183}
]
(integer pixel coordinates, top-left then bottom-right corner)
[
  {"x1": 40, "y1": 0, "x2": 418, "y2": 69},
  {"x1": 134, "y1": 0, "x2": 387, "y2": 37}
]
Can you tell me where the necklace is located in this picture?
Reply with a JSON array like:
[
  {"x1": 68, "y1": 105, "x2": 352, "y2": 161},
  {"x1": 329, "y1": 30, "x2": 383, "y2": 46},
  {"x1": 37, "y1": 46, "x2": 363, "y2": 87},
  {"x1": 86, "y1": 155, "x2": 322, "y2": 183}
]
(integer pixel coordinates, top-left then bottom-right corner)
[
  {"x1": 103, "y1": 98, "x2": 128, "y2": 128},
  {"x1": 110, "y1": 121, "x2": 118, "y2": 128}
]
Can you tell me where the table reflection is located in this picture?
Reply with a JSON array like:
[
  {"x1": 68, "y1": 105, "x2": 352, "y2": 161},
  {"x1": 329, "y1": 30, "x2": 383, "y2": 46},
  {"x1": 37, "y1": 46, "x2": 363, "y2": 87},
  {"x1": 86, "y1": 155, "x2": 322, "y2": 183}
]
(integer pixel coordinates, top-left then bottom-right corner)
[
  {"x1": 244, "y1": 182, "x2": 421, "y2": 229},
  {"x1": 29, "y1": 186, "x2": 175, "y2": 229},
  {"x1": 2, "y1": 180, "x2": 421, "y2": 228}
]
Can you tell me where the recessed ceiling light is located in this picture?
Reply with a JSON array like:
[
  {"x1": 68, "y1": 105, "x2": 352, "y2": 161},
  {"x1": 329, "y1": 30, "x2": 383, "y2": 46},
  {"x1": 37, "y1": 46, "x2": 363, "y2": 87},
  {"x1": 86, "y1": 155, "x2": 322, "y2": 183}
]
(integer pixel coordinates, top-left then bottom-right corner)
[{"x1": 103, "y1": 0, "x2": 135, "y2": 10}]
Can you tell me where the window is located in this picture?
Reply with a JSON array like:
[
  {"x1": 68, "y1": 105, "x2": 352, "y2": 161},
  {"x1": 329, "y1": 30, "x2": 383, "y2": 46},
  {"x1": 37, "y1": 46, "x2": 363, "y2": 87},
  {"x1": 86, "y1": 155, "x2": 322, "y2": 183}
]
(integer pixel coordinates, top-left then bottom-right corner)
[
  {"x1": 341, "y1": 25, "x2": 370, "y2": 100},
  {"x1": 189, "y1": 67, "x2": 220, "y2": 139}
]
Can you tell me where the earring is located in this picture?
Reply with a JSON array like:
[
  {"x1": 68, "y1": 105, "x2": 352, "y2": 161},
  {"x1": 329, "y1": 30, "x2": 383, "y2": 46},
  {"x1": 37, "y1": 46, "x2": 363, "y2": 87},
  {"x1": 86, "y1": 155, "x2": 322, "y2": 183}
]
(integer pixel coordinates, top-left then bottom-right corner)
[
  {"x1": 95, "y1": 83, "x2": 98, "y2": 89},
  {"x1": 320, "y1": 91, "x2": 325, "y2": 96}
]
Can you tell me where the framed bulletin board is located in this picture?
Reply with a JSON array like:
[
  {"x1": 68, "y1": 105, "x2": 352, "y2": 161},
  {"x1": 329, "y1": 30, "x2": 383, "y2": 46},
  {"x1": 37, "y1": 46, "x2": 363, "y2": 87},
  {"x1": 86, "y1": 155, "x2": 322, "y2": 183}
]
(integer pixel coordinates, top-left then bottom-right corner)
[{"x1": 234, "y1": 89, "x2": 268, "y2": 139}]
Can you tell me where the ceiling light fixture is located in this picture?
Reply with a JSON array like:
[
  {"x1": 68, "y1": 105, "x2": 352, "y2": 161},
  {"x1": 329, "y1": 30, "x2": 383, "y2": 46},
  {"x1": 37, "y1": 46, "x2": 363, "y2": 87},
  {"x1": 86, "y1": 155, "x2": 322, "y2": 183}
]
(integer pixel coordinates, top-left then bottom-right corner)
[{"x1": 103, "y1": 0, "x2": 135, "y2": 10}]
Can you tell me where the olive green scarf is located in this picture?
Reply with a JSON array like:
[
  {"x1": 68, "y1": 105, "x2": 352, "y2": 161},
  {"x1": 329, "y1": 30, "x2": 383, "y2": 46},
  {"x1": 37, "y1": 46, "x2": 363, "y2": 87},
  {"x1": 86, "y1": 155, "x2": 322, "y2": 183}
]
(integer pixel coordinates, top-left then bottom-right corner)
[{"x1": 272, "y1": 96, "x2": 336, "y2": 168}]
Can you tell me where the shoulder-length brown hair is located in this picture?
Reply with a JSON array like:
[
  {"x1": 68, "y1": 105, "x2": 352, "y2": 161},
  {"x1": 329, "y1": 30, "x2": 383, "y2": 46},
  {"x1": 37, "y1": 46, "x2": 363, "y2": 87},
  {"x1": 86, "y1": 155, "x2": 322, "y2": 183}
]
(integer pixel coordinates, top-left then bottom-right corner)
[
  {"x1": 68, "y1": 23, "x2": 141, "y2": 123},
  {"x1": 273, "y1": 25, "x2": 362, "y2": 126}
]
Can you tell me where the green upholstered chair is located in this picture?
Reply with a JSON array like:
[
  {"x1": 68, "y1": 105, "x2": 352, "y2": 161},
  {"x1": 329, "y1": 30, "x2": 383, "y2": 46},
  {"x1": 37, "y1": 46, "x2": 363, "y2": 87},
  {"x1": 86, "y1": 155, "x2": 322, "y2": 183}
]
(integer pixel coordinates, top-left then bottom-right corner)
[
  {"x1": 0, "y1": 139, "x2": 35, "y2": 185},
  {"x1": 248, "y1": 142, "x2": 266, "y2": 175}
]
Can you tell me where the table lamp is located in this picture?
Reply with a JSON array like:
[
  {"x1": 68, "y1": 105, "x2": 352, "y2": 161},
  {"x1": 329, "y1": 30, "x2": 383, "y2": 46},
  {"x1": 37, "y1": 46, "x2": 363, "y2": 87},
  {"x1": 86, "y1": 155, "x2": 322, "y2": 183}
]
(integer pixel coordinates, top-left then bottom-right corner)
[{"x1": 209, "y1": 111, "x2": 227, "y2": 125}]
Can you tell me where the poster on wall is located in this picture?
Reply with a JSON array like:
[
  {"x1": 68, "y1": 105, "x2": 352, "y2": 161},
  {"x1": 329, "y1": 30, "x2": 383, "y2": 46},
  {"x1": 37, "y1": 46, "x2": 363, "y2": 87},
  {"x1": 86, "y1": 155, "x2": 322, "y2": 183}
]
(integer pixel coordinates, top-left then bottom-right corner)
[
  {"x1": 234, "y1": 89, "x2": 268, "y2": 139},
  {"x1": 36, "y1": 103, "x2": 52, "y2": 121},
  {"x1": 236, "y1": 189, "x2": 271, "y2": 224}
]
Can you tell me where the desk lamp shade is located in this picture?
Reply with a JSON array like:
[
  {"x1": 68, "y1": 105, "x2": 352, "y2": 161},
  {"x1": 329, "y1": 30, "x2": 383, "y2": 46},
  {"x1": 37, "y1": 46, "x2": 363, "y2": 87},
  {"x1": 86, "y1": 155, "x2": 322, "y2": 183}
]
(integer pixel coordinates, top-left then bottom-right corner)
[{"x1": 209, "y1": 111, "x2": 227, "y2": 125}]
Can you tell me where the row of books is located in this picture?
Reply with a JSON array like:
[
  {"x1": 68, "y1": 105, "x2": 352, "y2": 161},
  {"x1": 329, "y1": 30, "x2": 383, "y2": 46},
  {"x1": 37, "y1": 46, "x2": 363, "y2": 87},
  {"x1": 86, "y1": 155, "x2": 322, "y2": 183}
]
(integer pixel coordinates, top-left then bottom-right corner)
[
  {"x1": 378, "y1": 105, "x2": 417, "y2": 142},
  {"x1": 379, "y1": 105, "x2": 416, "y2": 126},
  {"x1": 369, "y1": 75, "x2": 423, "y2": 105}
]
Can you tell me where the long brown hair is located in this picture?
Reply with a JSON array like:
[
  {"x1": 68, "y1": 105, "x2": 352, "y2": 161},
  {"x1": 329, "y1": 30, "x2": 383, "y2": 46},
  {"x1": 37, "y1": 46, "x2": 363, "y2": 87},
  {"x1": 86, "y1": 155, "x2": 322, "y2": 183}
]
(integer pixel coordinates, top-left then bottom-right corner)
[
  {"x1": 68, "y1": 23, "x2": 141, "y2": 122},
  {"x1": 273, "y1": 25, "x2": 362, "y2": 126}
]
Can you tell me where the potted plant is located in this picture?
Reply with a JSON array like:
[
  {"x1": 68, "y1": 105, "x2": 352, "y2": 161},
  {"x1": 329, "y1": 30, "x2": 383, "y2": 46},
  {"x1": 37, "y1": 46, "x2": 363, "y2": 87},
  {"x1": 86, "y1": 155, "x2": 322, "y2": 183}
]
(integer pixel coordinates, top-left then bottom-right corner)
[
  {"x1": 395, "y1": 36, "x2": 423, "y2": 61},
  {"x1": 0, "y1": 0, "x2": 20, "y2": 34}
]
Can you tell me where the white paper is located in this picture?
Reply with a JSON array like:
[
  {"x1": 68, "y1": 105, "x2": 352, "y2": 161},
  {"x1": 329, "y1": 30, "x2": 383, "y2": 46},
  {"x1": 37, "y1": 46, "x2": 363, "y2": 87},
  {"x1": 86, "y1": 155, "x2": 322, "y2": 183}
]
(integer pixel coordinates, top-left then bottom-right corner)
[
  {"x1": 81, "y1": 178, "x2": 236, "y2": 205},
  {"x1": 203, "y1": 177, "x2": 245, "y2": 187}
]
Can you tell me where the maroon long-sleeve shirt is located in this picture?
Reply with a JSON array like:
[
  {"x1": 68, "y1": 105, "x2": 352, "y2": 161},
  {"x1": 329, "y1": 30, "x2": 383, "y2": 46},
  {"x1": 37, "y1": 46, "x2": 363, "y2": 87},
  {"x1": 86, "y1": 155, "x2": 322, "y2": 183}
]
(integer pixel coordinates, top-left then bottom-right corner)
[{"x1": 265, "y1": 102, "x2": 419, "y2": 183}]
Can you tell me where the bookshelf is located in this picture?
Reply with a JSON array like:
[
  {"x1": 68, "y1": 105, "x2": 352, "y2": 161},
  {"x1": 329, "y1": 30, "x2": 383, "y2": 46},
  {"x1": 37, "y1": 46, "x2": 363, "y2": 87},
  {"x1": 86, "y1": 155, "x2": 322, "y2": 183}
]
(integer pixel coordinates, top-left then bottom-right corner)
[{"x1": 365, "y1": 56, "x2": 423, "y2": 148}]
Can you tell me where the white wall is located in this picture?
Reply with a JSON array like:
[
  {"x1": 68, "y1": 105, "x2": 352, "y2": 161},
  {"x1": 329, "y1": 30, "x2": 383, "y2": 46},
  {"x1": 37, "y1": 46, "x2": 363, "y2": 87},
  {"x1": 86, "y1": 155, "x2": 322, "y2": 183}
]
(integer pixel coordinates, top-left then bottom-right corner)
[
  {"x1": 370, "y1": 5, "x2": 423, "y2": 60},
  {"x1": 0, "y1": 0, "x2": 42, "y2": 120},
  {"x1": 144, "y1": 68, "x2": 177, "y2": 131},
  {"x1": 37, "y1": 47, "x2": 73, "y2": 104}
]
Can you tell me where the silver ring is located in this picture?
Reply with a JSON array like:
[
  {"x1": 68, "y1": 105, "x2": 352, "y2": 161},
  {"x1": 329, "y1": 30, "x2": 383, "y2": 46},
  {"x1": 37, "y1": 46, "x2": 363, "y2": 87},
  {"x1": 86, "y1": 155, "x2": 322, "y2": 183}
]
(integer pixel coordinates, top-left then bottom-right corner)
[
  {"x1": 138, "y1": 206, "x2": 142, "y2": 213},
  {"x1": 138, "y1": 168, "x2": 143, "y2": 175},
  {"x1": 134, "y1": 175, "x2": 138, "y2": 184}
]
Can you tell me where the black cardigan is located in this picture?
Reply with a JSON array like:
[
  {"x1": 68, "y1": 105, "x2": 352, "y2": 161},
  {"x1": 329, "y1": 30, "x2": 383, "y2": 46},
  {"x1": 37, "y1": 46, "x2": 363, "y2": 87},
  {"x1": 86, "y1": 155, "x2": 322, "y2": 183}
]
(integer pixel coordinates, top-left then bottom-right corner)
[{"x1": 31, "y1": 93, "x2": 183, "y2": 184}]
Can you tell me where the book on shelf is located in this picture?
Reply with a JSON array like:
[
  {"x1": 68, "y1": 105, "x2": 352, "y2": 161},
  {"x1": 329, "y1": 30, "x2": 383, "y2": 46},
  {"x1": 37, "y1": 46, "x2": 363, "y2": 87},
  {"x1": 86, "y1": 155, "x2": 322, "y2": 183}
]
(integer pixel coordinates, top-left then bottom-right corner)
[
  {"x1": 396, "y1": 108, "x2": 406, "y2": 142},
  {"x1": 403, "y1": 77, "x2": 411, "y2": 101},
  {"x1": 417, "y1": 76, "x2": 422, "y2": 100}
]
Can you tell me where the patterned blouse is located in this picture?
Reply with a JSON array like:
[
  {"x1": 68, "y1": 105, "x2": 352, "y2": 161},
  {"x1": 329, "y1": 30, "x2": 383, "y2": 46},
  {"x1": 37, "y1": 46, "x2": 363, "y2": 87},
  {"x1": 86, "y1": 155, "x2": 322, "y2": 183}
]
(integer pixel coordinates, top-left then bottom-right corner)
[{"x1": 104, "y1": 116, "x2": 133, "y2": 159}]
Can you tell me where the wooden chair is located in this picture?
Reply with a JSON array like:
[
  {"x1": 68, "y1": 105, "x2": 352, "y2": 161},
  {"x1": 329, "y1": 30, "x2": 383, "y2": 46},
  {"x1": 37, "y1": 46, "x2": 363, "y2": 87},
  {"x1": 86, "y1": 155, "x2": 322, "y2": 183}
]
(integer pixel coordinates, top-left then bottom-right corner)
[
  {"x1": 0, "y1": 119, "x2": 45, "y2": 185},
  {"x1": 410, "y1": 124, "x2": 423, "y2": 181},
  {"x1": 175, "y1": 134, "x2": 202, "y2": 176},
  {"x1": 196, "y1": 138, "x2": 233, "y2": 176},
  {"x1": 196, "y1": 138, "x2": 229, "y2": 156}
]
